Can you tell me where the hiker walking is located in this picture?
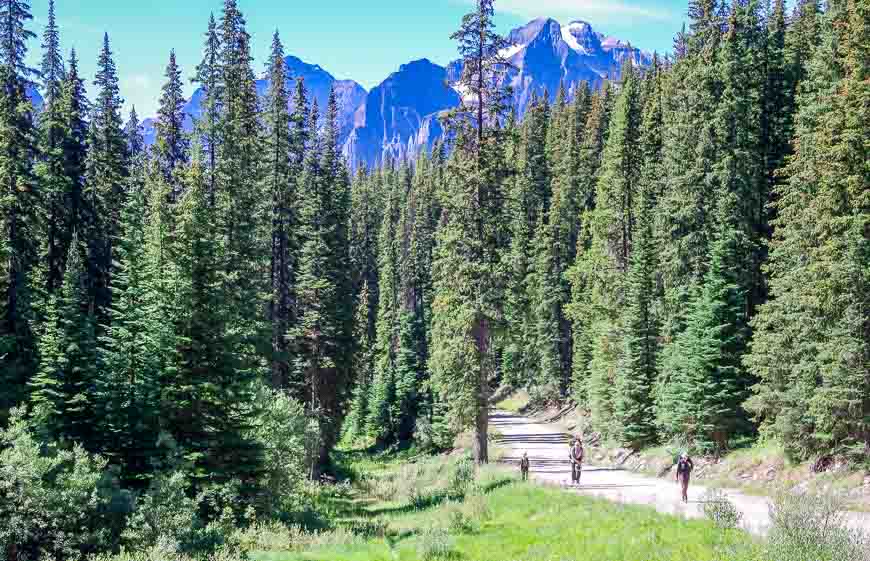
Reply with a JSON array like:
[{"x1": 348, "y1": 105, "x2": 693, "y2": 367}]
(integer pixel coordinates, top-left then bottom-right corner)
[
  {"x1": 520, "y1": 452, "x2": 530, "y2": 481},
  {"x1": 676, "y1": 453, "x2": 694, "y2": 503},
  {"x1": 569, "y1": 437, "x2": 584, "y2": 485}
]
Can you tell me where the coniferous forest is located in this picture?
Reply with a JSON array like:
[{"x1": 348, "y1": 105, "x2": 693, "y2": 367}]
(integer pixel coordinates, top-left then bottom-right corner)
[{"x1": 0, "y1": 0, "x2": 867, "y2": 558}]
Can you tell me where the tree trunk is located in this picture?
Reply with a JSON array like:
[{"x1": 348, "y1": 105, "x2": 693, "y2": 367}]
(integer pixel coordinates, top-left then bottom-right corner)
[{"x1": 473, "y1": 317, "x2": 490, "y2": 464}]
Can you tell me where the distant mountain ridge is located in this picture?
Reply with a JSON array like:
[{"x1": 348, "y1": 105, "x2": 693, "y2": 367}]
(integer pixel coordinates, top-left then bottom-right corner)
[
  {"x1": 28, "y1": 17, "x2": 648, "y2": 170},
  {"x1": 140, "y1": 55, "x2": 367, "y2": 147},
  {"x1": 347, "y1": 17, "x2": 650, "y2": 168}
]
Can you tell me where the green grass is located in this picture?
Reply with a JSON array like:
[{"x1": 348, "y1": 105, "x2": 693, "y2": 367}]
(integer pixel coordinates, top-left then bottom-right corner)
[
  {"x1": 248, "y1": 453, "x2": 752, "y2": 561},
  {"x1": 494, "y1": 389, "x2": 531, "y2": 413}
]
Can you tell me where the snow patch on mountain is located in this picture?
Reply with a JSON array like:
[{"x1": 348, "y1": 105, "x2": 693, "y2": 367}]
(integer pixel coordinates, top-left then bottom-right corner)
[
  {"x1": 500, "y1": 42, "x2": 527, "y2": 60},
  {"x1": 560, "y1": 22, "x2": 589, "y2": 55}
]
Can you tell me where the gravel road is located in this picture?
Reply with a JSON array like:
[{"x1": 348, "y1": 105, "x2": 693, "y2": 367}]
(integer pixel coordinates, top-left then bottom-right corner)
[{"x1": 492, "y1": 409, "x2": 869, "y2": 536}]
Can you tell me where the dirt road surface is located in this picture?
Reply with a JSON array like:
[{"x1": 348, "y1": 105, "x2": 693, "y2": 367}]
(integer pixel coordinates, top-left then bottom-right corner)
[{"x1": 492, "y1": 409, "x2": 870, "y2": 536}]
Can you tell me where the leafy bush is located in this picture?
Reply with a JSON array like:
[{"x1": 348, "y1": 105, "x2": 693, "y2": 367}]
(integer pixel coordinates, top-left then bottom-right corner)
[
  {"x1": 250, "y1": 385, "x2": 311, "y2": 520},
  {"x1": 447, "y1": 502, "x2": 475, "y2": 534},
  {"x1": 91, "y1": 542, "x2": 245, "y2": 561},
  {"x1": 408, "y1": 484, "x2": 430, "y2": 510},
  {"x1": 414, "y1": 413, "x2": 454, "y2": 453},
  {"x1": 449, "y1": 456, "x2": 476, "y2": 495},
  {"x1": 701, "y1": 488, "x2": 743, "y2": 530},
  {"x1": 120, "y1": 470, "x2": 234, "y2": 556},
  {"x1": 0, "y1": 408, "x2": 122, "y2": 561},
  {"x1": 762, "y1": 488, "x2": 869, "y2": 561},
  {"x1": 416, "y1": 527, "x2": 455, "y2": 560}
]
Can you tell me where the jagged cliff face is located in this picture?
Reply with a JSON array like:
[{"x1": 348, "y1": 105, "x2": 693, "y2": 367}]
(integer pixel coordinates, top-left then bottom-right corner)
[
  {"x1": 342, "y1": 58, "x2": 459, "y2": 170},
  {"x1": 495, "y1": 17, "x2": 652, "y2": 111}
]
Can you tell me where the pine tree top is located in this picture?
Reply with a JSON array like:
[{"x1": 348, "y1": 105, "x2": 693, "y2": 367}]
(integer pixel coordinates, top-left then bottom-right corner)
[
  {"x1": 0, "y1": 0, "x2": 37, "y2": 81},
  {"x1": 40, "y1": 0, "x2": 64, "y2": 104}
]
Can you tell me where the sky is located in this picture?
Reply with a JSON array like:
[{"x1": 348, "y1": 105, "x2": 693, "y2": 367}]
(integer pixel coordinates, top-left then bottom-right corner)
[{"x1": 25, "y1": 0, "x2": 690, "y2": 117}]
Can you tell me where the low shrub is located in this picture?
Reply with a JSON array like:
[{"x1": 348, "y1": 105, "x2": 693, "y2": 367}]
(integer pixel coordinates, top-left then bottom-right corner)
[
  {"x1": 416, "y1": 527, "x2": 455, "y2": 560},
  {"x1": 449, "y1": 456, "x2": 476, "y2": 495},
  {"x1": 0, "y1": 408, "x2": 125, "y2": 561},
  {"x1": 762, "y1": 488, "x2": 869, "y2": 561},
  {"x1": 701, "y1": 488, "x2": 743, "y2": 530},
  {"x1": 447, "y1": 502, "x2": 476, "y2": 534}
]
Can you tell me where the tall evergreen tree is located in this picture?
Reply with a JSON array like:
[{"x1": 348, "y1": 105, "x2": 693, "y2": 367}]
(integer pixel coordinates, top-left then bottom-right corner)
[
  {"x1": 98, "y1": 174, "x2": 164, "y2": 483},
  {"x1": 29, "y1": 234, "x2": 98, "y2": 445},
  {"x1": 656, "y1": 194, "x2": 750, "y2": 452},
  {"x1": 215, "y1": 0, "x2": 267, "y2": 384},
  {"x1": 36, "y1": 0, "x2": 68, "y2": 296},
  {"x1": 746, "y1": 0, "x2": 869, "y2": 461},
  {"x1": 430, "y1": 0, "x2": 512, "y2": 464},
  {"x1": 125, "y1": 106, "x2": 145, "y2": 160},
  {"x1": 577, "y1": 61, "x2": 644, "y2": 434},
  {"x1": 290, "y1": 89, "x2": 354, "y2": 473},
  {"x1": 0, "y1": 0, "x2": 39, "y2": 424},
  {"x1": 503, "y1": 95, "x2": 548, "y2": 390},
  {"x1": 263, "y1": 31, "x2": 296, "y2": 390},
  {"x1": 566, "y1": 84, "x2": 613, "y2": 402},
  {"x1": 83, "y1": 33, "x2": 128, "y2": 321},
  {"x1": 154, "y1": 50, "x2": 189, "y2": 188},
  {"x1": 165, "y1": 155, "x2": 263, "y2": 490},
  {"x1": 193, "y1": 13, "x2": 222, "y2": 205},
  {"x1": 614, "y1": 182, "x2": 659, "y2": 449},
  {"x1": 39, "y1": 0, "x2": 62, "y2": 103},
  {"x1": 367, "y1": 166, "x2": 401, "y2": 443}
]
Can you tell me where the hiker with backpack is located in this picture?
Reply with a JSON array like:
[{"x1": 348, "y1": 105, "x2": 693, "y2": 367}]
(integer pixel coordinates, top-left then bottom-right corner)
[
  {"x1": 569, "y1": 437, "x2": 584, "y2": 485},
  {"x1": 520, "y1": 452, "x2": 530, "y2": 481},
  {"x1": 675, "y1": 453, "x2": 694, "y2": 503}
]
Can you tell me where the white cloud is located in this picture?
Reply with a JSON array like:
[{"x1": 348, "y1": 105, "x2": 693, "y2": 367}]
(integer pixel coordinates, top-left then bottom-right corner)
[{"x1": 460, "y1": 0, "x2": 671, "y2": 22}]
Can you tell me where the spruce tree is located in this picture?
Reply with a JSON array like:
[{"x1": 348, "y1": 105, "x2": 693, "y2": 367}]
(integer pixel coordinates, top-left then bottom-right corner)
[
  {"x1": 614, "y1": 181, "x2": 659, "y2": 449},
  {"x1": 565, "y1": 84, "x2": 613, "y2": 402},
  {"x1": 84, "y1": 33, "x2": 128, "y2": 321},
  {"x1": 368, "y1": 165, "x2": 401, "y2": 443},
  {"x1": 59, "y1": 48, "x2": 87, "y2": 237},
  {"x1": 263, "y1": 31, "x2": 295, "y2": 389},
  {"x1": 125, "y1": 106, "x2": 145, "y2": 161},
  {"x1": 430, "y1": 0, "x2": 512, "y2": 463},
  {"x1": 715, "y1": 0, "x2": 766, "y2": 317},
  {"x1": 29, "y1": 234, "x2": 99, "y2": 446},
  {"x1": 166, "y1": 155, "x2": 263, "y2": 490},
  {"x1": 36, "y1": 0, "x2": 69, "y2": 295},
  {"x1": 290, "y1": 89, "x2": 354, "y2": 473},
  {"x1": 215, "y1": 0, "x2": 267, "y2": 384},
  {"x1": 346, "y1": 165, "x2": 381, "y2": 438},
  {"x1": 577, "y1": 61, "x2": 643, "y2": 434},
  {"x1": 39, "y1": 0, "x2": 63, "y2": 103},
  {"x1": 655, "y1": 2, "x2": 723, "y2": 338},
  {"x1": 539, "y1": 82, "x2": 591, "y2": 398},
  {"x1": 503, "y1": 95, "x2": 548, "y2": 391},
  {"x1": 155, "y1": 50, "x2": 189, "y2": 189},
  {"x1": 345, "y1": 278, "x2": 374, "y2": 437},
  {"x1": 746, "y1": 0, "x2": 869, "y2": 461},
  {"x1": 0, "y1": 0, "x2": 39, "y2": 424},
  {"x1": 193, "y1": 13, "x2": 222, "y2": 205},
  {"x1": 98, "y1": 175, "x2": 163, "y2": 483},
  {"x1": 656, "y1": 198, "x2": 749, "y2": 452}
]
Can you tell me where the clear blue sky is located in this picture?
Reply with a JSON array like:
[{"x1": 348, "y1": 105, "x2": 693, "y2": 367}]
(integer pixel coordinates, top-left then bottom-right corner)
[{"x1": 25, "y1": 0, "x2": 689, "y2": 117}]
